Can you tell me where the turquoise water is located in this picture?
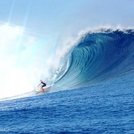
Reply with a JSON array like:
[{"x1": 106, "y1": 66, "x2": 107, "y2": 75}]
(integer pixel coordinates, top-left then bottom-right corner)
[
  {"x1": 0, "y1": 72, "x2": 134, "y2": 134},
  {"x1": 0, "y1": 29, "x2": 134, "y2": 133}
]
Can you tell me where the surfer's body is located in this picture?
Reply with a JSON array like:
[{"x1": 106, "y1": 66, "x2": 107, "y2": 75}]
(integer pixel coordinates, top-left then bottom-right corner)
[
  {"x1": 35, "y1": 80, "x2": 51, "y2": 94},
  {"x1": 40, "y1": 80, "x2": 46, "y2": 92}
]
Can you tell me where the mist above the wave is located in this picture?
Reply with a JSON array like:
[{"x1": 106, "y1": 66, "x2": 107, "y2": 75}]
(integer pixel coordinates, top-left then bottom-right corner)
[{"x1": 0, "y1": 23, "x2": 52, "y2": 99}]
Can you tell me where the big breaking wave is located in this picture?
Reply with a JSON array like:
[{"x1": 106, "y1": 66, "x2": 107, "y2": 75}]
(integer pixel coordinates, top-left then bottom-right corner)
[{"x1": 52, "y1": 29, "x2": 134, "y2": 90}]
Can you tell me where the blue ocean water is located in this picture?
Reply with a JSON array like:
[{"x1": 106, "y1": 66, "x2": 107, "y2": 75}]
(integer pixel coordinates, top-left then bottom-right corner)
[{"x1": 0, "y1": 29, "x2": 134, "y2": 134}]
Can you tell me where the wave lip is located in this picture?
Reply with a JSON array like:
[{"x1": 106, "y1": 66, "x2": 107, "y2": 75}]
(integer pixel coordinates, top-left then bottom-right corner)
[{"x1": 54, "y1": 29, "x2": 134, "y2": 89}]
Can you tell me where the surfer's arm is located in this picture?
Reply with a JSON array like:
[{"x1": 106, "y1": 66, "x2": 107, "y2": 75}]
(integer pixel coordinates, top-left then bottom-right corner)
[{"x1": 40, "y1": 80, "x2": 44, "y2": 84}]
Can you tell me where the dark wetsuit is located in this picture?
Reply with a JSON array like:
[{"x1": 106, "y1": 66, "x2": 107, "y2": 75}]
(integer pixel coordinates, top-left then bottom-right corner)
[{"x1": 41, "y1": 81, "x2": 46, "y2": 88}]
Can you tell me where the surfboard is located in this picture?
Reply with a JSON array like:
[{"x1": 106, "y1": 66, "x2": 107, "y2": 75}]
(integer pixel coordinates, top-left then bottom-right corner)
[{"x1": 35, "y1": 86, "x2": 51, "y2": 94}]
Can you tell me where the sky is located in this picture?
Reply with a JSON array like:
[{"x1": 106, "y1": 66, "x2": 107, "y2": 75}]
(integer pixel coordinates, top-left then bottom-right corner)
[
  {"x1": 0, "y1": 0, "x2": 133, "y2": 99},
  {"x1": 0, "y1": 0, "x2": 134, "y2": 35}
]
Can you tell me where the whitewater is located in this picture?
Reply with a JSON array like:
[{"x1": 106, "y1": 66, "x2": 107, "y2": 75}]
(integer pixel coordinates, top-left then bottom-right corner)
[{"x1": 0, "y1": 28, "x2": 134, "y2": 133}]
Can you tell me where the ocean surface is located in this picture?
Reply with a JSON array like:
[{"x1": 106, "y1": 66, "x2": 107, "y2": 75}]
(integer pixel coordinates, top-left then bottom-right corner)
[{"x1": 0, "y1": 29, "x2": 134, "y2": 134}]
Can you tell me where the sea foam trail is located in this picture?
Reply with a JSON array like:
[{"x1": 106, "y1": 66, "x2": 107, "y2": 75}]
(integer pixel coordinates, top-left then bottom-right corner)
[{"x1": 53, "y1": 29, "x2": 134, "y2": 90}]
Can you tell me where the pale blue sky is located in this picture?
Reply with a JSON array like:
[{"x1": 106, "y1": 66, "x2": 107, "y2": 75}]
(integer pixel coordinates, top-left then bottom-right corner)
[{"x1": 0, "y1": 0, "x2": 133, "y2": 36}]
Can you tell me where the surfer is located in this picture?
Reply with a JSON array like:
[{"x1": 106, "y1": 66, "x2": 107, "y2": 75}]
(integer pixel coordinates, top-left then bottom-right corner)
[{"x1": 40, "y1": 80, "x2": 46, "y2": 92}]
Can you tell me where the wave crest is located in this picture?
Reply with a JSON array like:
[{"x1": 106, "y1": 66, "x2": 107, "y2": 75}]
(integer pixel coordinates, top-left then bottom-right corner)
[{"x1": 53, "y1": 29, "x2": 134, "y2": 89}]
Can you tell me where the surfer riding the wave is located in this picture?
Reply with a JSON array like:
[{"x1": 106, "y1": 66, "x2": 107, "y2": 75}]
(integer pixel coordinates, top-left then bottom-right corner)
[
  {"x1": 40, "y1": 80, "x2": 47, "y2": 92},
  {"x1": 35, "y1": 79, "x2": 51, "y2": 94}
]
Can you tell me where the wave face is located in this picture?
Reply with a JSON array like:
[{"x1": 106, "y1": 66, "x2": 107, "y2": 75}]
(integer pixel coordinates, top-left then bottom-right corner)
[{"x1": 54, "y1": 29, "x2": 134, "y2": 89}]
